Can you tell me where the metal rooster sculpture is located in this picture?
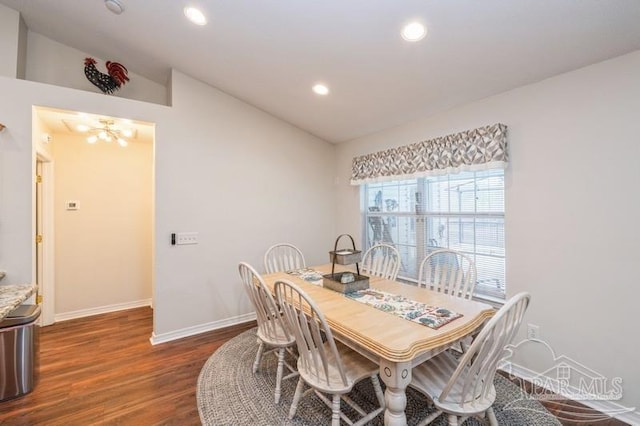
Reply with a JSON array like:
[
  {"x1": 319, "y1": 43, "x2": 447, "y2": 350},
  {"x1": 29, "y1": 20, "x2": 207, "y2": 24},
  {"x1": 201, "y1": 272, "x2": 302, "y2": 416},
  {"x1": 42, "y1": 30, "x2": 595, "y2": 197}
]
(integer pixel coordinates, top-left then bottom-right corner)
[{"x1": 84, "y1": 57, "x2": 129, "y2": 94}]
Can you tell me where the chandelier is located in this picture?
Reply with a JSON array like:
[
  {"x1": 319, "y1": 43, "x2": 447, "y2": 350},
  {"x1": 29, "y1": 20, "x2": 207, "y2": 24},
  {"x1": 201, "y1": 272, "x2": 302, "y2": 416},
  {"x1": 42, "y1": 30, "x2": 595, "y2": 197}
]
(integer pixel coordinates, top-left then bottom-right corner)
[{"x1": 76, "y1": 118, "x2": 132, "y2": 147}]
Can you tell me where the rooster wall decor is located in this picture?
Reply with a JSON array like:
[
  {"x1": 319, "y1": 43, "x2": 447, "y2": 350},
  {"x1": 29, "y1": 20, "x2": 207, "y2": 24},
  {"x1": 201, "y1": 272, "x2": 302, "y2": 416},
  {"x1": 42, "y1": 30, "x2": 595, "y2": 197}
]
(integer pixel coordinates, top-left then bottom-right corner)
[{"x1": 84, "y1": 57, "x2": 130, "y2": 94}]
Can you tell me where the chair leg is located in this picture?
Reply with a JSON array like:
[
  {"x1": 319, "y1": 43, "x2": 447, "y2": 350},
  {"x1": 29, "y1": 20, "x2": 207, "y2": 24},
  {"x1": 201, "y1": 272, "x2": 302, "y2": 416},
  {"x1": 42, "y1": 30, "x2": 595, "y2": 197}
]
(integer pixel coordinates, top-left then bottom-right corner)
[
  {"x1": 331, "y1": 393, "x2": 341, "y2": 426},
  {"x1": 253, "y1": 340, "x2": 264, "y2": 373},
  {"x1": 440, "y1": 414, "x2": 458, "y2": 426},
  {"x1": 370, "y1": 374, "x2": 386, "y2": 408},
  {"x1": 417, "y1": 409, "x2": 443, "y2": 426},
  {"x1": 487, "y1": 407, "x2": 498, "y2": 426},
  {"x1": 274, "y1": 348, "x2": 286, "y2": 403},
  {"x1": 288, "y1": 377, "x2": 305, "y2": 420}
]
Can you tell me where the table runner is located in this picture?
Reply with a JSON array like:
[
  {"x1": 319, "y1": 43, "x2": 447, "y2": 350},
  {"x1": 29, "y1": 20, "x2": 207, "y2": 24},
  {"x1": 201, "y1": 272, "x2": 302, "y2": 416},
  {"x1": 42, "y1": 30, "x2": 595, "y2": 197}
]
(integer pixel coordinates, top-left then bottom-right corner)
[
  {"x1": 286, "y1": 268, "x2": 323, "y2": 286},
  {"x1": 345, "y1": 288, "x2": 462, "y2": 329}
]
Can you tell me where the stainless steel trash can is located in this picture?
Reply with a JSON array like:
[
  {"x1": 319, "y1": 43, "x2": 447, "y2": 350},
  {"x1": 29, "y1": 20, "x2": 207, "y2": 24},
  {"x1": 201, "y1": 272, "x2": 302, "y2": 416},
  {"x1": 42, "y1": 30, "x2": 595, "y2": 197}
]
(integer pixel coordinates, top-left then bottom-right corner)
[{"x1": 0, "y1": 304, "x2": 40, "y2": 401}]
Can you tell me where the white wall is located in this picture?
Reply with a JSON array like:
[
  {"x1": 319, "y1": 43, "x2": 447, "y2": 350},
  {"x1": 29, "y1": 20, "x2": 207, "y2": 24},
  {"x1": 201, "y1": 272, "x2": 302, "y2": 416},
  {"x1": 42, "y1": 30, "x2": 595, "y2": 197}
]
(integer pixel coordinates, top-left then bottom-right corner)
[
  {"x1": 0, "y1": 3, "x2": 20, "y2": 78},
  {"x1": 2, "y1": 8, "x2": 336, "y2": 341},
  {"x1": 335, "y1": 50, "x2": 640, "y2": 412},
  {"x1": 0, "y1": 68, "x2": 335, "y2": 338},
  {"x1": 25, "y1": 31, "x2": 168, "y2": 106},
  {"x1": 16, "y1": 14, "x2": 27, "y2": 79},
  {"x1": 0, "y1": 76, "x2": 168, "y2": 288},
  {"x1": 51, "y1": 132, "x2": 153, "y2": 315},
  {"x1": 32, "y1": 112, "x2": 53, "y2": 161},
  {"x1": 153, "y1": 70, "x2": 336, "y2": 337}
]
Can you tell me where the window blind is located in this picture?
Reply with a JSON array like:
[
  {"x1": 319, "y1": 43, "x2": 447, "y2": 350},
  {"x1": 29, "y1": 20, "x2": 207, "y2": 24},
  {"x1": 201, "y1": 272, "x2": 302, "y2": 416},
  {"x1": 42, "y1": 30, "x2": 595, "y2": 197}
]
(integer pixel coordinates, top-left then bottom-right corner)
[{"x1": 363, "y1": 169, "x2": 506, "y2": 299}]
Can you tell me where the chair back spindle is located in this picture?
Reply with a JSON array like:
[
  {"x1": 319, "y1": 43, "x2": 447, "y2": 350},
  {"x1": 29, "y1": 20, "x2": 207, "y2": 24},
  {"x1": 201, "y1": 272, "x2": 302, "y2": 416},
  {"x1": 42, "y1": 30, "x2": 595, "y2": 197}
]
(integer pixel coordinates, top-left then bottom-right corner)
[
  {"x1": 275, "y1": 279, "x2": 348, "y2": 389},
  {"x1": 418, "y1": 249, "x2": 477, "y2": 299},
  {"x1": 440, "y1": 292, "x2": 530, "y2": 408},
  {"x1": 361, "y1": 243, "x2": 401, "y2": 281},
  {"x1": 238, "y1": 262, "x2": 289, "y2": 341},
  {"x1": 264, "y1": 243, "x2": 306, "y2": 274}
]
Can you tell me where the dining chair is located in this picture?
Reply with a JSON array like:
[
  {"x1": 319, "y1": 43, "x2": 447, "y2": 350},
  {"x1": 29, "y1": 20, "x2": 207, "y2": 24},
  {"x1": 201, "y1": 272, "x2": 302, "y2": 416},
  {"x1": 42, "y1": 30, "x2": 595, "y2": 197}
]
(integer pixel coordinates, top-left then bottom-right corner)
[
  {"x1": 238, "y1": 262, "x2": 298, "y2": 404},
  {"x1": 409, "y1": 292, "x2": 531, "y2": 426},
  {"x1": 264, "y1": 243, "x2": 306, "y2": 274},
  {"x1": 418, "y1": 249, "x2": 477, "y2": 300},
  {"x1": 361, "y1": 243, "x2": 401, "y2": 281},
  {"x1": 419, "y1": 249, "x2": 478, "y2": 354},
  {"x1": 274, "y1": 279, "x2": 385, "y2": 426}
]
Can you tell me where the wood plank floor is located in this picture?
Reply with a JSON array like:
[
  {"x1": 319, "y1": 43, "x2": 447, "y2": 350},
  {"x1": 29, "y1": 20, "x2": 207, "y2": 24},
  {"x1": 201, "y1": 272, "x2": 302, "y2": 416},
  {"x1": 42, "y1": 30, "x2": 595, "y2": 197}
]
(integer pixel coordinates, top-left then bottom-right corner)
[
  {"x1": 0, "y1": 307, "x2": 255, "y2": 425},
  {"x1": 0, "y1": 307, "x2": 628, "y2": 425}
]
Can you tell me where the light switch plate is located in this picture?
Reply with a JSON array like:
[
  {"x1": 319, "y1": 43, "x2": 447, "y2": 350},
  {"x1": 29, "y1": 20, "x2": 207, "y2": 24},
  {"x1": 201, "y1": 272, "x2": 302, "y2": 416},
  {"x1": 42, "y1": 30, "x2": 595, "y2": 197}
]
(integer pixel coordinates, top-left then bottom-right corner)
[{"x1": 176, "y1": 232, "x2": 198, "y2": 245}]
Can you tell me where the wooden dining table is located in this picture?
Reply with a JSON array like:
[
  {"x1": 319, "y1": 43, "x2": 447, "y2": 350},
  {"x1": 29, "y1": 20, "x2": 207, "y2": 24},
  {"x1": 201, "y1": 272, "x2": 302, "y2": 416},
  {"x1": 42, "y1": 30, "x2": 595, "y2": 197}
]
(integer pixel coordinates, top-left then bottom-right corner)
[{"x1": 262, "y1": 263, "x2": 495, "y2": 426}]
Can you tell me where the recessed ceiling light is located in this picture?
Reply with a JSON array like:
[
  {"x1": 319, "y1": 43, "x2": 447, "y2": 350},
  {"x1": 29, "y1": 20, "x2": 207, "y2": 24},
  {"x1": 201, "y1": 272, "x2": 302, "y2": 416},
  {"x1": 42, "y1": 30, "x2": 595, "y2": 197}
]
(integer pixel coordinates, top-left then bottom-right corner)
[
  {"x1": 76, "y1": 124, "x2": 90, "y2": 132},
  {"x1": 401, "y1": 22, "x2": 427, "y2": 42},
  {"x1": 104, "y1": 0, "x2": 124, "y2": 15},
  {"x1": 184, "y1": 7, "x2": 207, "y2": 26},
  {"x1": 312, "y1": 84, "x2": 329, "y2": 96}
]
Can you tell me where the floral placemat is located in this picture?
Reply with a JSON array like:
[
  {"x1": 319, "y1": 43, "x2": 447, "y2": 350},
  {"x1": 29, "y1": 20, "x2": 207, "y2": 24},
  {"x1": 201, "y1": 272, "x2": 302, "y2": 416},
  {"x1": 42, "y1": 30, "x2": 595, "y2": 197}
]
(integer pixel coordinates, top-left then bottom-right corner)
[
  {"x1": 345, "y1": 288, "x2": 462, "y2": 329},
  {"x1": 286, "y1": 268, "x2": 323, "y2": 286}
]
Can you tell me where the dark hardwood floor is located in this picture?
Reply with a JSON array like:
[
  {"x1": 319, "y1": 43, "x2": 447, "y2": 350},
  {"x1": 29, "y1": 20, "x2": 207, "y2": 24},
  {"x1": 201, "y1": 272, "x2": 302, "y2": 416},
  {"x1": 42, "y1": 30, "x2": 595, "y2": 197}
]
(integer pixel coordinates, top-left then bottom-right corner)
[
  {"x1": 0, "y1": 307, "x2": 255, "y2": 425},
  {"x1": 0, "y1": 307, "x2": 628, "y2": 425}
]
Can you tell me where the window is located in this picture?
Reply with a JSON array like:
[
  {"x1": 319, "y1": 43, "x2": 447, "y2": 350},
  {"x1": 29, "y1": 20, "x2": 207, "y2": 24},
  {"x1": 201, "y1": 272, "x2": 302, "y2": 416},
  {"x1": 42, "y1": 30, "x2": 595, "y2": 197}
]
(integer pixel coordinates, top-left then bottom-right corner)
[{"x1": 362, "y1": 169, "x2": 505, "y2": 299}]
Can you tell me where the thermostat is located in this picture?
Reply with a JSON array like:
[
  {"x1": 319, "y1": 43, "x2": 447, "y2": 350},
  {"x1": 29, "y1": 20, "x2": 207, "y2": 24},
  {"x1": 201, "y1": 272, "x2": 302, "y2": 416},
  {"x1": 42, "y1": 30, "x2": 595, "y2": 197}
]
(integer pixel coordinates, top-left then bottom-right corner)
[{"x1": 66, "y1": 201, "x2": 80, "y2": 210}]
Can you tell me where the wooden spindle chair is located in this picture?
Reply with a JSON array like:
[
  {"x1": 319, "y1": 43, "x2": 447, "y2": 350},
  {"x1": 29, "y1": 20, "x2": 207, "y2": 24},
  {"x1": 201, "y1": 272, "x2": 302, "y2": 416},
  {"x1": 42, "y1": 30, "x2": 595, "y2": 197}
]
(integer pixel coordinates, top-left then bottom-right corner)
[
  {"x1": 409, "y1": 292, "x2": 531, "y2": 426},
  {"x1": 264, "y1": 243, "x2": 306, "y2": 274},
  {"x1": 361, "y1": 243, "x2": 401, "y2": 281},
  {"x1": 238, "y1": 262, "x2": 298, "y2": 403},
  {"x1": 275, "y1": 279, "x2": 385, "y2": 426}
]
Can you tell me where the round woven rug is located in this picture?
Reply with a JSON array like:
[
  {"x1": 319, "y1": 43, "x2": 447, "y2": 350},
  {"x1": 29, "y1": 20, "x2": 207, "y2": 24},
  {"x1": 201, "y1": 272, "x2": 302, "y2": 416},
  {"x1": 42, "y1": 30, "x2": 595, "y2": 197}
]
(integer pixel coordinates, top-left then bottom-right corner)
[{"x1": 197, "y1": 328, "x2": 561, "y2": 425}]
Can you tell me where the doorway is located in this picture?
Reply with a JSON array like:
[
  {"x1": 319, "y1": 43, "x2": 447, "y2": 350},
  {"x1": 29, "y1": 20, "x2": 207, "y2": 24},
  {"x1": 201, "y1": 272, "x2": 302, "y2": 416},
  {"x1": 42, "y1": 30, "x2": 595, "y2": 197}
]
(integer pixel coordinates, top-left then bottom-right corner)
[{"x1": 33, "y1": 107, "x2": 155, "y2": 325}]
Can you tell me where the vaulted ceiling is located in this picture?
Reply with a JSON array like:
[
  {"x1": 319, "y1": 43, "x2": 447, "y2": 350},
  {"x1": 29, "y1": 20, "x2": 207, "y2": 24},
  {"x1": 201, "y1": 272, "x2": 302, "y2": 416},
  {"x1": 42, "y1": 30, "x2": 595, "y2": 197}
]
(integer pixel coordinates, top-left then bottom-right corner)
[{"x1": 3, "y1": 0, "x2": 640, "y2": 143}]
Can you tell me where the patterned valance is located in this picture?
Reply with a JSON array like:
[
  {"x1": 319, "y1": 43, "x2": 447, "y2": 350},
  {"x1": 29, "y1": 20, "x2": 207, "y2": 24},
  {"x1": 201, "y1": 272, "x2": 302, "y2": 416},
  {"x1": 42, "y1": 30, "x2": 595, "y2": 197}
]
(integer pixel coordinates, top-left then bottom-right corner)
[{"x1": 350, "y1": 123, "x2": 508, "y2": 185}]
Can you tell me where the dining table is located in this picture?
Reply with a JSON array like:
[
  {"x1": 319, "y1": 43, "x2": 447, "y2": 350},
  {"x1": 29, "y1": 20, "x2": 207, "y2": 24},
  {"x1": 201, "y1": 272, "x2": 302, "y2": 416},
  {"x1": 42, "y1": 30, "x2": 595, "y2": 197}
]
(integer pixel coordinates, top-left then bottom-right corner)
[{"x1": 262, "y1": 263, "x2": 495, "y2": 426}]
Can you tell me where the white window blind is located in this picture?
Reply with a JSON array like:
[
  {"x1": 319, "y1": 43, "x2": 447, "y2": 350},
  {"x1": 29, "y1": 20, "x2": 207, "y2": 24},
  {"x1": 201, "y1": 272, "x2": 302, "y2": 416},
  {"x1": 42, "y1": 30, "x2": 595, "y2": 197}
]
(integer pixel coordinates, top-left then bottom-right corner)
[{"x1": 363, "y1": 169, "x2": 505, "y2": 299}]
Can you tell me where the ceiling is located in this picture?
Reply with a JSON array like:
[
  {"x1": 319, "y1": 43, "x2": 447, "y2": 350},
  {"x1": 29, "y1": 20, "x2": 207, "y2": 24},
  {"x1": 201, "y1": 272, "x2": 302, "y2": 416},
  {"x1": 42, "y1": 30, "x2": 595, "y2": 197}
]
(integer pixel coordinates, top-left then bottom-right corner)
[
  {"x1": 3, "y1": 0, "x2": 640, "y2": 143},
  {"x1": 36, "y1": 107, "x2": 154, "y2": 145}
]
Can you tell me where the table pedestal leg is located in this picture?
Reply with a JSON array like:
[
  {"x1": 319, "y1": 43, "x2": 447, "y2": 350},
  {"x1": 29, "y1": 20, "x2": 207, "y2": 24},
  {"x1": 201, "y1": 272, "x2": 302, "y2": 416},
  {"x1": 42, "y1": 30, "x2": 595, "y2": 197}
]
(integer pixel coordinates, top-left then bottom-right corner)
[{"x1": 380, "y1": 359, "x2": 411, "y2": 426}]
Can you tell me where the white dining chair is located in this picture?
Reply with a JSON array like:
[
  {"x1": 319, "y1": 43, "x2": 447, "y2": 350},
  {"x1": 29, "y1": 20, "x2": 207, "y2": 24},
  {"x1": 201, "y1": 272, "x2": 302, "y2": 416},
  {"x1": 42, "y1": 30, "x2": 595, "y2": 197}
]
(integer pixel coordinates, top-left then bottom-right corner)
[
  {"x1": 361, "y1": 243, "x2": 401, "y2": 281},
  {"x1": 419, "y1": 249, "x2": 478, "y2": 353},
  {"x1": 409, "y1": 292, "x2": 531, "y2": 426},
  {"x1": 238, "y1": 262, "x2": 298, "y2": 404},
  {"x1": 418, "y1": 249, "x2": 477, "y2": 300},
  {"x1": 264, "y1": 243, "x2": 306, "y2": 274},
  {"x1": 275, "y1": 279, "x2": 385, "y2": 426}
]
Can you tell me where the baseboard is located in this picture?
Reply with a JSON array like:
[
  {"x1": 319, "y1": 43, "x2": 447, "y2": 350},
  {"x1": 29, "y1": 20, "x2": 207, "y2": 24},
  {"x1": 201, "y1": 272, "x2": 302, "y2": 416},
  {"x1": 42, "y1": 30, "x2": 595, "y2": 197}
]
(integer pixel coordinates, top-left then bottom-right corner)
[
  {"x1": 149, "y1": 312, "x2": 257, "y2": 345},
  {"x1": 501, "y1": 361, "x2": 640, "y2": 425},
  {"x1": 54, "y1": 299, "x2": 152, "y2": 322}
]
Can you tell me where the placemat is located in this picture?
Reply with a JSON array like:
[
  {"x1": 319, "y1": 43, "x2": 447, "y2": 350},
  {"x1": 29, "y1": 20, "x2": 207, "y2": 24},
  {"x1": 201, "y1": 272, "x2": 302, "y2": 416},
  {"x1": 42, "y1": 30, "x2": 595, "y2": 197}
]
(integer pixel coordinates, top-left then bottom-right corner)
[{"x1": 345, "y1": 288, "x2": 462, "y2": 329}]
